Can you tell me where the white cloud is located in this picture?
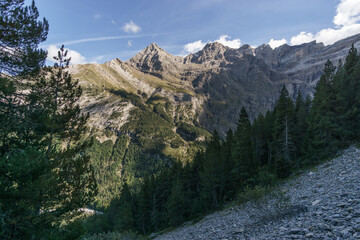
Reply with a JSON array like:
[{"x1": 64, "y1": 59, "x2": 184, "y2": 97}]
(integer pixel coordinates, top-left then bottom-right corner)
[
  {"x1": 334, "y1": 0, "x2": 360, "y2": 26},
  {"x1": 182, "y1": 35, "x2": 241, "y2": 55},
  {"x1": 215, "y1": 35, "x2": 241, "y2": 48},
  {"x1": 93, "y1": 14, "x2": 101, "y2": 19},
  {"x1": 268, "y1": 38, "x2": 287, "y2": 49},
  {"x1": 290, "y1": 0, "x2": 360, "y2": 46},
  {"x1": 183, "y1": 40, "x2": 206, "y2": 54},
  {"x1": 290, "y1": 32, "x2": 315, "y2": 45},
  {"x1": 47, "y1": 45, "x2": 87, "y2": 65},
  {"x1": 127, "y1": 40, "x2": 133, "y2": 47},
  {"x1": 111, "y1": 19, "x2": 116, "y2": 25},
  {"x1": 123, "y1": 20, "x2": 141, "y2": 34}
]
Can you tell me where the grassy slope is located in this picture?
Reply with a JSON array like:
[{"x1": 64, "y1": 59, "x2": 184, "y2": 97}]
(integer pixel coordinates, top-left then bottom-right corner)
[{"x1": 74, "y1": 62, "x2": 210, "y2": 207}]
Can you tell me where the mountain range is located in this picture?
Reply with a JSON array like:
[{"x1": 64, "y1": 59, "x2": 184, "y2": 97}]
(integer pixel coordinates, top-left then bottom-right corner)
[{"x1": 71, "y1": 33, "x2": 360, "y2": 138}]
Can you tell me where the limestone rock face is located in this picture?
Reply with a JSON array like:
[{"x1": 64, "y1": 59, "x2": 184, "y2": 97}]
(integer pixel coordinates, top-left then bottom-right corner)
[{"x1": 74, "y1": 33, "x2": 360, "y2": 137}]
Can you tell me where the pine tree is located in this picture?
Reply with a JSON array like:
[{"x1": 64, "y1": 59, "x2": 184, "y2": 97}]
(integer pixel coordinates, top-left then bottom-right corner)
[
  {"x1": 232, "y1": 107, "x2": 256, "y2": 187},
  {"x1": 220, "y1": 129, "x2": 234, "y2": 199},
  {"x1": 166, "y1": 178, "x2": 186, "y2": 227},
  {"x1": 305, "y1": 60, "x2": 339, "y2": 162},
  {"x1": 273, "y1": 86, "x2": 295, "y2": 178},
  {"x1": 113, "y1": 182, "x2": 134, "y2": 231},
  {"x1": 137, "y1": 174, "x2": 152, "y2": 234},
  {"x1": 0, "y1": 2, "x2": 96, "y2": 236},
  {"x1": 334, "y1": 45, "x2": 360, "y2": 141},
  {"x1": 188, "y1": 151, "x2": 204, "y2": 217},
  {"x1": 252, "y1": 113, "x2": 267, "y2": 167},
  {"x1": 200, "y1": 131, "x2": 221, "y2": 209},
  {"x1": 293, "y1": 91, "x2": 309, "y2": 166},
  {"x1": 0, "y1": 0, "x2": 48, "y2": 155}
]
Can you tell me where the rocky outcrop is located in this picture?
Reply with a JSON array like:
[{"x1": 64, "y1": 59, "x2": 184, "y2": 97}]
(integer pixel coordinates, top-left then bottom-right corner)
[{"x1": 154, "y1": 146, "x2": 360, "y2": 239}]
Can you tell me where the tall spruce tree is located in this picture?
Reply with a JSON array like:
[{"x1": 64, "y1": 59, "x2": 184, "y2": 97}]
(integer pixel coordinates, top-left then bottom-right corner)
[
  {"x1": 200, "y1": 131, "x2": 221, "y2": 209},
  {"x1": 273, "y1": 86, "x2": 295, "y2": 178},
  {"x1": 334, "y1": 45, "x2": 360, "y2": 141},
  {"x1": 293, "y1": 91, "x2": 308, "y2": 166},
  {"x1": 305, "y1": 60, "x2": 339, "y2": 161},
  {"x1": 252, "y1": 113, "x2": 268, "y2": 167},
  {"x1": 166, "y1": 178, "x2": 186, "y2": 227},
  {"x1": 220, "y1": 129, "x2": 234, "y2": 199},
  {"x1": 232, "y1": 107, "x2": 255, "y2": 187},
  {"x1": 113, "y1": 182, "x2": 134, "y2": 231}
]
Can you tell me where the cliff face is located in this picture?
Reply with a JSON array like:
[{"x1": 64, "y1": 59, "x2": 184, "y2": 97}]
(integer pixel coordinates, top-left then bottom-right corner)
[{"x1": 72, "y1": 34, "x2": 360, "y2": 137}]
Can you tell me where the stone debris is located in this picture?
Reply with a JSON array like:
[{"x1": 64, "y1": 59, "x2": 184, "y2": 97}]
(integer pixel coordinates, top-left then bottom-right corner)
[{"x1": 155, "y1": 146, "x2": 360, "y2": 239}]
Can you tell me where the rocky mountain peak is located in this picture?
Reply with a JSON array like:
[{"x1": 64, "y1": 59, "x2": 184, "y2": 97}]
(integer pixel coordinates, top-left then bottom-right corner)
[
  {"x1": 143, "y1": 43, "x2": 167, "y2": 55},
  {"x1": 238, "y1": 44, "x2": 255, "y2": 56},
  {"x1": 203, "y1": 41, "x2": 228, "y2": 51},
  {"x1": 185, "y1": 42, "x2": 230, "y2": 64},
  {"x1": 127, "y1": 43, "x2": 183, "y2": 74}
]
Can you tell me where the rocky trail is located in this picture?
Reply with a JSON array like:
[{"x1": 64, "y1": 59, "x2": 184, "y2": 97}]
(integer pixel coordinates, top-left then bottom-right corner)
[{"x1": 155, "y1": 146, "x2": 360, "y2": 240}]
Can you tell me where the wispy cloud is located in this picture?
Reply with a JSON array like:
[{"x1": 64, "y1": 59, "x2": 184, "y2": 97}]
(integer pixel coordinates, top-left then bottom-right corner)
[
  {"x1": 127, "y1": 40, "x2": 133, "y2": 47},
  {"x1": 93, "y1": 14, "x2": 101, "y2": 19},
  {"x1": 91, "y1": 55, "x2": 105, "y2": 63},
  {"x1": 123, "y1": 20, "x2": 141, "y2": 34},
  {"x1": 111, "y1": 19, "x2": 116, "y2": 25},
  {"x1": 40, "y1": 33, "x2": 168, "y2": 48}
]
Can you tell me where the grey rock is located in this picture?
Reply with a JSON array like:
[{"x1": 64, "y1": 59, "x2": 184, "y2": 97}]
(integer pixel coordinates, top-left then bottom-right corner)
[
  {"x1": 354, "y1": 224, "x2": 360, "y2": 232},
  {"x1": 305, "y1": 232, "x2": 314, "y2": 238},
  {"x1": 312, "y1": 200, "x2": 321, "y2": 206},
  {"x1": 288, "y1": 228, "x2": 306, "y2": 235},
  {"x1": 233, "y1": 227, "x2": 245, "y2": 234}
]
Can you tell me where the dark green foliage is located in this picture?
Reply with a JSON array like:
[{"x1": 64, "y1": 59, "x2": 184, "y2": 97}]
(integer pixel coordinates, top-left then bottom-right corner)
[
  {"x1": 0, "y1": 0, "x2": 48, "y2": 77},
  {"x1": 334, "y1": 45, "x2": 360, "y2": 141},
  {"x1": 110, "y1": 89, "x2": 145, "y2": 109},
  {"x1": 293, "y1": 91, "x2": 308, "y2": 163},
  {"x1": 0, "y1": 1, "x2": 97, "y2": 238},
  {"x1": 200, "y1": 131, "x2": 222, "y2": 209},
  {"x1": 112, "y1": 183, "x2": 135, "y2": 231},
  {"x1": 305, "y1": 60, "x2": 340, "y2": 162},
  {"x1": 166, "y1": 178, "x2": 186, "y2": 226},
  {"x1": 153, "y1": 103, "x2": 172, "y2": 123},
  {"x1": 176, "y1": 122, "x2": 210, "y2": 141},
  {"x1": 87, "y1": 139, "x2": 122, "y2": 208},
  {"x1": 0, "y1": 0, "x2": 48, "y2": 156},
  {"x1": 122, "y1": 108, "x2": 173, "y2": 151},
  {"x1": 232, "y1": 107, "x2": 256, "y2": 187},
  {"x1": 272, "y1": 86, "x2": 295, "y2": 178},
  {"x1": 220, "y1": 129, "x2": 235, "y2": 200}
]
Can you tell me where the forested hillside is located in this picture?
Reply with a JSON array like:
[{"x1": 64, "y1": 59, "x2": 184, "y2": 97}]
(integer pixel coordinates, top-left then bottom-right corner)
[{"x1": 84, "y1": 45, "x2": 360, "y2": 236}]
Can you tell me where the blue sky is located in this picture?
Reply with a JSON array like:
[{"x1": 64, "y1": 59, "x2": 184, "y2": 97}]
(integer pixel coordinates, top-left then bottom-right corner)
[{"x1": 28, "y1": 0, "x2": 360, "y2": 64}]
